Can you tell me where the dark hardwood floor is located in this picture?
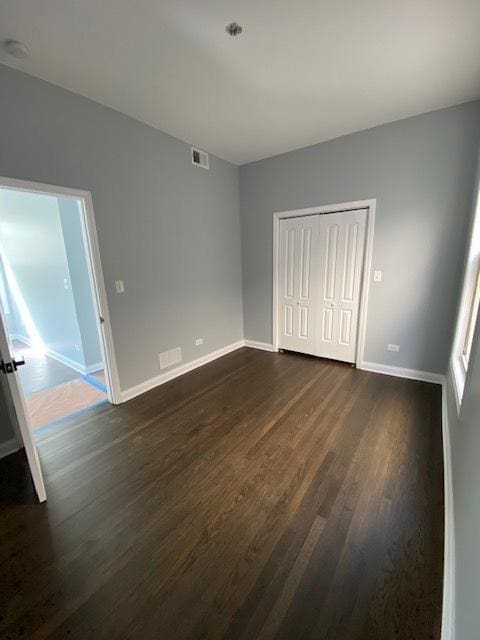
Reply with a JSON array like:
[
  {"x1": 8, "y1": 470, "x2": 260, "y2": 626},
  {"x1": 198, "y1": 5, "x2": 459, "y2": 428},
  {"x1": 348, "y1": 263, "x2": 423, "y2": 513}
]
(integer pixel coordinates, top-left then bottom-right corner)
[{"x1": 0, "y1": 347, "x2": 444, "y2": 639}]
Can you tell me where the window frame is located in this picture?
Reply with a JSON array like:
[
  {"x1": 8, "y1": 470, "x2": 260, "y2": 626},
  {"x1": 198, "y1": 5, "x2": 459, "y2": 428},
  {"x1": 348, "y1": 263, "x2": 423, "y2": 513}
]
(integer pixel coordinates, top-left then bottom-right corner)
[
  {"x1": 451, "y1": 187, "x2": 480, "y2": 414},
  {"x1": 461, "y1": 260, "x2": 480, "y2": 371}
]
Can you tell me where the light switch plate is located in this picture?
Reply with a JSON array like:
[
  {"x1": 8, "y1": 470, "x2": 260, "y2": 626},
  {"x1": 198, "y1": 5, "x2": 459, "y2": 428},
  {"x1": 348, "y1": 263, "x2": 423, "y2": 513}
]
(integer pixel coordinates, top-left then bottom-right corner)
[
  {"x1": 115, "y1": 280, "x2": 125, "y2": 293},
  {"x1": 373, "y1": 270, "x2": 382, "y2": 282}
]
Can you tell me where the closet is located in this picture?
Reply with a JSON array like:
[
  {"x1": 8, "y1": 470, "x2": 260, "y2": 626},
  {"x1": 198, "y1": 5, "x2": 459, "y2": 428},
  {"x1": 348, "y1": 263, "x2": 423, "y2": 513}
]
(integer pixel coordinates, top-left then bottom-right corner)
[{"x1": 277, "y1": 209, "x2": 367, "y2": 363}]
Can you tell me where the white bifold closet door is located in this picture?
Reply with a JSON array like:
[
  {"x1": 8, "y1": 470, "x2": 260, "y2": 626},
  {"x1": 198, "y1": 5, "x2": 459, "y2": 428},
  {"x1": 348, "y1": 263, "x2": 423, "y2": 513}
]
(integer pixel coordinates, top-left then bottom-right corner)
[
  {"x1": 278, "y1": 209, "x2": 367, "y2": 364},
  {"x1": 278, "y1": 215, "x2": 320, "y2": 356},
  {"x1": 316, "y1": 209, "x2": 367, "y2": 363}
]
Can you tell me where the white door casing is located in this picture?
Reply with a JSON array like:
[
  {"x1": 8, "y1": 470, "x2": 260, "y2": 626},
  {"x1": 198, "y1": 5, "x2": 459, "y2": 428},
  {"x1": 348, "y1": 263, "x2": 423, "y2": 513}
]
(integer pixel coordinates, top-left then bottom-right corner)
[
  {"x1": 278, "y1": 215, "x2": 319, "y2": 356},
  {"x1": 316, "y1": 209, "x2": 367, "y2": 363},
  {"x1": 0, "y1": 300, "x2": 46, "y2": 502}
]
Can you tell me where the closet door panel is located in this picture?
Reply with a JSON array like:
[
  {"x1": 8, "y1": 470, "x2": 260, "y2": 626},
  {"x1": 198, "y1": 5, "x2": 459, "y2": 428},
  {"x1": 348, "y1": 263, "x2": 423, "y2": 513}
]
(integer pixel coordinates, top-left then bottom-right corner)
[
  {"x1": 316, "y1": 210, "x2": 367, "y2": 363},
  {"x1": 278, "y1": 215, "x2": 319, "y2": 355}
]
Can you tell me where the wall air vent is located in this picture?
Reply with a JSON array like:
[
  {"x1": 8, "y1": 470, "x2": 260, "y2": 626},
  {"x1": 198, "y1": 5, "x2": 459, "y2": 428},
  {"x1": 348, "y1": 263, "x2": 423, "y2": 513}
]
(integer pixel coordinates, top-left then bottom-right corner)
[{"x1": 191, "y1": 147, "x2": 209, "y2": 170}]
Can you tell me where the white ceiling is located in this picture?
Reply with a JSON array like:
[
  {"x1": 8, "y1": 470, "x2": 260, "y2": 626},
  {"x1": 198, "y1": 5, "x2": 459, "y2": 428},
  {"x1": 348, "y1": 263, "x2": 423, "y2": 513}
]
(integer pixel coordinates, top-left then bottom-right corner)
[{"x1": 1, "y1": 0, "x2": 479, "y2": 165}]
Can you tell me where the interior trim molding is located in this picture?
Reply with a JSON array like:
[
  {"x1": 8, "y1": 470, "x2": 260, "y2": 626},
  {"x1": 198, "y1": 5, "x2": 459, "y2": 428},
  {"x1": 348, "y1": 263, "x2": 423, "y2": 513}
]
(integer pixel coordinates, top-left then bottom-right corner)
[
  {"x1": 441, "y1": 381, "x2": 455, "y2": 640},
  {"x1": 10, "y1": 333, "x2": 100, "y2": 376},
  {"x1": 243, "y1": 340, "x2": 275, "y2": 352},
  {"x1": 46, "y1": 348, "x2": 89, "y2": 375},
  {"x1": 121, "y1": 340, "x2": 245, "y2": 402},
  {"x1": 449, "y1": 358, "x2": 462, "y2": 416},
  {"x1": 85, "y1": 361, "x2": 104, "y2": 374},
  {"x1": 360, "y1": 361, "x2": 445, "y2": 384},
  {"x1": 0, "y1": 437, "x2": 21, "y2": 460}
]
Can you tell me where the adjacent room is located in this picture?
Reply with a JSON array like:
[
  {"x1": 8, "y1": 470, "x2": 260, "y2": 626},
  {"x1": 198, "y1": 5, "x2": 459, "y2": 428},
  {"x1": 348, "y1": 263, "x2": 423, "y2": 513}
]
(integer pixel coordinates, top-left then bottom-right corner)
[
  {"x1": 0, "y1": 1, "x2": 479, "y2": 639},
  {"x1": 0, "y1": 187, "x2": 109, "y2": 432}
]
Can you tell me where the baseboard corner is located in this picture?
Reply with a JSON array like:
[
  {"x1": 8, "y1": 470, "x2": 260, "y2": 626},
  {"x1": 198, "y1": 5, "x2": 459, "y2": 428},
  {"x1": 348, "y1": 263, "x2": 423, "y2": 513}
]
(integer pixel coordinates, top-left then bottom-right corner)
[
  {"x1": 243, "y1": 339, "x2": 275, "y2": 352},
  {"x1": 359, "y1": 361, "x2": 445, "y2": 385},
  {"x1": 85, "y1": 361, "x2": 104, "y2": 374}
]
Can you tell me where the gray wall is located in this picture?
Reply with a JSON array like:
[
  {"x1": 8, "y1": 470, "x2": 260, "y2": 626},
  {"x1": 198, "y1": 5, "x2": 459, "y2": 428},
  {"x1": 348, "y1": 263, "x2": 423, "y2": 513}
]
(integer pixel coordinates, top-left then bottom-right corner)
[
  {"x1": 58, "y1": 197, "x2": 102, "y2": 368},
  {"x1": 0, "y1": 64, "x2": 244, "y2": 393},
  {"x1": 445, "y1": 147, "x2": 480, "y2": 640},
  {"x1": 0, "y1": 188, "x2": 86, "y2": 367},
  {"x1": 240, "y1": 101, "x2": 480, "y2": 373},
  {"x1": 0, "y1": 378, "x2": 16, "y2": 444}
]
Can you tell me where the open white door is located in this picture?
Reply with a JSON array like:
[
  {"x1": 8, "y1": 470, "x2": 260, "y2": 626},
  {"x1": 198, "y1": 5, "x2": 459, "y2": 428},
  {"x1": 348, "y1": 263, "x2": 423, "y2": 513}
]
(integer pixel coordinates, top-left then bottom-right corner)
[{"x1": 0, "y1": 301, "x2": 46, "y2": 502}]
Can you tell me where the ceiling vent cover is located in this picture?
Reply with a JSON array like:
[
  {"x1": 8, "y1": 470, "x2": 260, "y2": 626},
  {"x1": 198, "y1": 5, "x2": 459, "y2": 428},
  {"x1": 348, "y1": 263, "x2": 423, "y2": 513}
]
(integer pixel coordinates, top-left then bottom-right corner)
[{"x1": 191, "y1": 147, "x2": 209, "y2": 170}]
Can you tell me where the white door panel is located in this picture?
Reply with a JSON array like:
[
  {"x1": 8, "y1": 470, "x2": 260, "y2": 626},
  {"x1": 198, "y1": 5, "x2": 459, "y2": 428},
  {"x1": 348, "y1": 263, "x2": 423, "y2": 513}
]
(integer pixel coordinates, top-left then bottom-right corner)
[
  {"x1": 278, "y1": 215, "x2": 319, "y2": 355},
  {"x1": 316, "y1": 209, "x2": 367, "y2": 363},
  {"x1": 0, "y1": 297, "x2": 46, "y2": 501}
]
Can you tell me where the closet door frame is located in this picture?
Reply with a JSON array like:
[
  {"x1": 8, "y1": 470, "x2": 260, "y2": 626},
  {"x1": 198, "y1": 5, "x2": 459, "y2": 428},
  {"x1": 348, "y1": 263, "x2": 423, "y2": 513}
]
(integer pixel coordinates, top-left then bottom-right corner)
[{"x1": 272, "y1": 199, "x2": 376, "y2": 368}]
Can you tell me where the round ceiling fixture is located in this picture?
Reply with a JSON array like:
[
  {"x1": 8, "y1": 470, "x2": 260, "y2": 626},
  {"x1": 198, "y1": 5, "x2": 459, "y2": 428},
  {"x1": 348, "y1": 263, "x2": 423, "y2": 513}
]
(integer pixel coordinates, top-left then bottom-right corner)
[
  {"x1": 225, "y1": 22, "x2": 243, "y2": 37},
  {"x1": 4, "y1": 39, "x2": 30, "y2": 59}
]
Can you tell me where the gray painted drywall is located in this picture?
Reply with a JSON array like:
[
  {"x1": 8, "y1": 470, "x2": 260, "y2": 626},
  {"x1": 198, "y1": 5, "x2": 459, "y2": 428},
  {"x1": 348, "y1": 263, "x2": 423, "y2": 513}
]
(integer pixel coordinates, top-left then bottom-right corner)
[
  {"x1": 0, "y1": 64, "x2": 243, "y2": 394},
  {"x1": 445, "y1": 147, "x2": 480, "y2": 640},
  {"x1": 0, "y1": 188, "x2": 86, "y2": 367},
  {"x1": 58, "y1": 198, "x2": 102, "y2": 368},
  {"x1": 0, "y1": 377, "x2": 16, "y2": 444},
  {"x1": 240, "y1": 101, "x2": 480, "y2": 373}
]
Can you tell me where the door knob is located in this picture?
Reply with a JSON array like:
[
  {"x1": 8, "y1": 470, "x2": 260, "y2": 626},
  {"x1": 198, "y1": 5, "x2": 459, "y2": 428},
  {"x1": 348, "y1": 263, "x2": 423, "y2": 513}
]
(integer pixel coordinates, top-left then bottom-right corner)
[{"x1": 0, "y1": 357, "x2": 26, "y2": 374}]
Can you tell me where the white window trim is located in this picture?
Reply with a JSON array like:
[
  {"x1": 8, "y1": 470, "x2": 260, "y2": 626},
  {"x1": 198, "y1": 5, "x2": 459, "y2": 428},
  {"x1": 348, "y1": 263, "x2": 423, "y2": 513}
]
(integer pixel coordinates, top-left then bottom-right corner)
[{"x1": 450, "y1": 187, "x2": 480, "y2": 415}]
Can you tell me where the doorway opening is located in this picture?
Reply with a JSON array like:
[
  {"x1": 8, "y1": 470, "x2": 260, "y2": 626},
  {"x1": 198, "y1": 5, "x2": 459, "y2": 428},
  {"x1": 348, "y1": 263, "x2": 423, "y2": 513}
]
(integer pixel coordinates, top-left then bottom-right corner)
[
  {"x1": 0, "y1": 178, "x2": 120, "y2": 440},
  {"x1": 272, "y1": 199, "x2": 376, "y2": 366}
]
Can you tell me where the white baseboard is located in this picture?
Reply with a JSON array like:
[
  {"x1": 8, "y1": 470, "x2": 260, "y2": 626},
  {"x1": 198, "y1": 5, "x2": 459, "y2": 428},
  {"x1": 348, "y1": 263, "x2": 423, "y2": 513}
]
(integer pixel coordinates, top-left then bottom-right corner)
[
  {"x1": 46, "y1": 348, "x2": 87, "y2": 374},
  {"x1": 84, "y1": 362, "x2": 104, "y2": 374},
  {"x1": 12, "y1": 334, "x2": 102, "y2": 376},
  {"x1": 0, "y1": 437, "x2": 21, "y2": 460},
  {"x1": 121, "y1": 340, "x2": 245, "y2": 402},
  {"x1": 441, "y1": 382, "x2": 455, "y2": 640},
  {"x1": 10, "y1": 333, "x2": 31, "y2": 346},
  {"x1": 243, "y1": 340, "x2": 275, "y2": 352},
  {"x1": 360, "y1": 361, "x2": 445, "y2": 384}
]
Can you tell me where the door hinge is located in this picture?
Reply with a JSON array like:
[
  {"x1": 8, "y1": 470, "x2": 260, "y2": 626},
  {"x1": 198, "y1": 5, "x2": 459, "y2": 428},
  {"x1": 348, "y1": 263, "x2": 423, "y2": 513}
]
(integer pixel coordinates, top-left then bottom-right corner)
[{"x1": 0, "y1": 358, "x2": 26, "y2": 374}]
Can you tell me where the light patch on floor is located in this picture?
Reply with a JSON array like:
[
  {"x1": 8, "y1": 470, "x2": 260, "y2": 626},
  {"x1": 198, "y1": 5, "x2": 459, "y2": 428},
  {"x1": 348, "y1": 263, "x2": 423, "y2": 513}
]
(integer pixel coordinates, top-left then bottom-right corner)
[
  {"x1": 91, "y1": 370, "x2": 106, "y2": 386},
  {"x1": 25, "y1": 378, "x2": 107, "y2": 429}
]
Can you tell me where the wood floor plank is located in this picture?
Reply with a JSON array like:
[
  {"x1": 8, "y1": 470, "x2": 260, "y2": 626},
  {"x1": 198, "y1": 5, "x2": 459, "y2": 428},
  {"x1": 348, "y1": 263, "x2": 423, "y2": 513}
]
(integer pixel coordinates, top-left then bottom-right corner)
[
  {"x1": 257, "y1": 514, "x2": 327, "y2": 640},
  {"x1": 0, "y1": 348, "x2": 443, "y2": 639}
]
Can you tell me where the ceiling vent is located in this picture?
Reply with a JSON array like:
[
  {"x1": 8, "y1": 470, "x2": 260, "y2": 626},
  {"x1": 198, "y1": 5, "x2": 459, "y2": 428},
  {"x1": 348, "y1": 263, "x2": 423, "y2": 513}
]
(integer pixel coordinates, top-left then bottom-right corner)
[{"x1": 191, "y1": 147, "x2": 209, "y2": 170}]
